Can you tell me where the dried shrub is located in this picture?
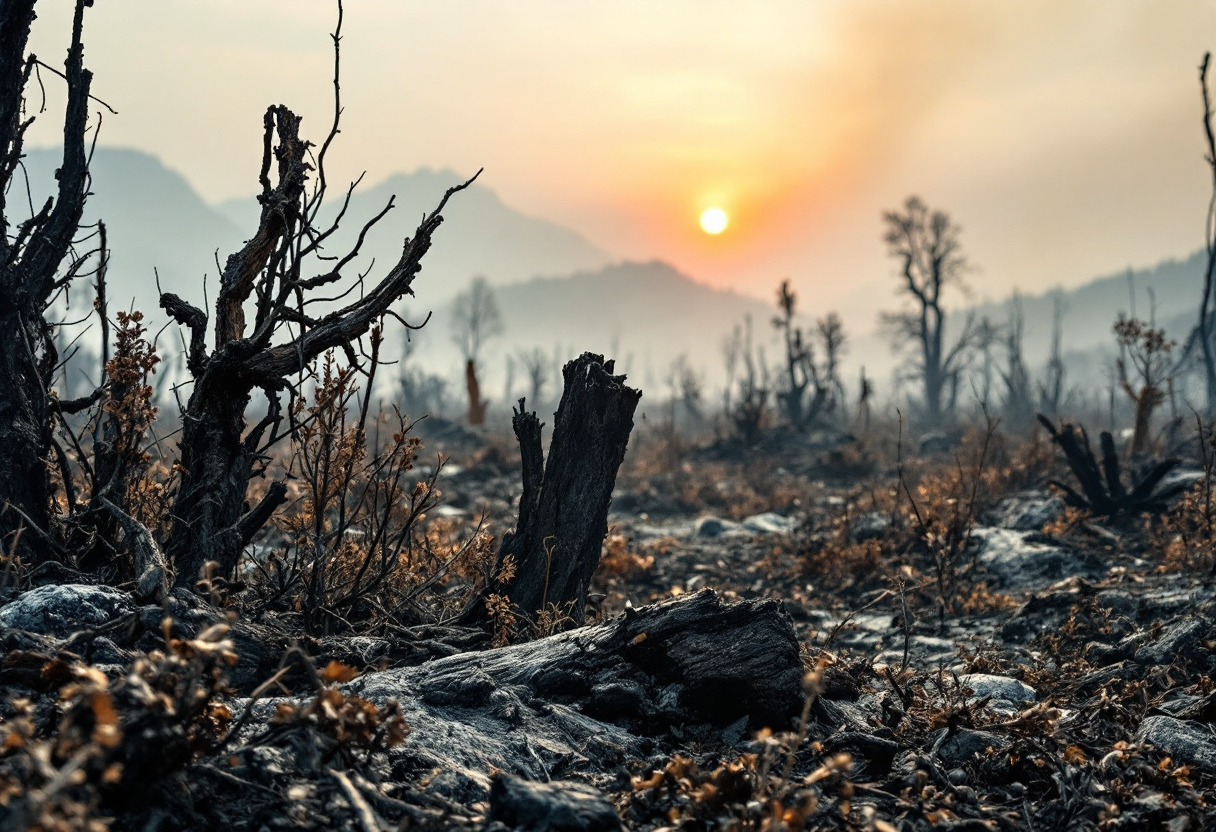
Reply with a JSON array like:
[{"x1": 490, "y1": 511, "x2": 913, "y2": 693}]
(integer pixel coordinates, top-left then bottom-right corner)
[
  {"x1": 0, "y1": 622, "x2": 237, "y2": 830},
  {"x1": 242, "y1": 352, "x2": 493, "y2": 633}
]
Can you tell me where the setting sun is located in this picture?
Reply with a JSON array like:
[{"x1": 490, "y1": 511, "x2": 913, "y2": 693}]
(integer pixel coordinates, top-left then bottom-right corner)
[{"x1": 700, "y1": 206, "x2": 729, "y2": 235}]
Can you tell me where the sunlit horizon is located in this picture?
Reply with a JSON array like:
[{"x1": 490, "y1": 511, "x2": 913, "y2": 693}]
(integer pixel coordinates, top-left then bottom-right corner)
[{"x1": 22, "y1": 1, "x2": 1216, "y2": 320}]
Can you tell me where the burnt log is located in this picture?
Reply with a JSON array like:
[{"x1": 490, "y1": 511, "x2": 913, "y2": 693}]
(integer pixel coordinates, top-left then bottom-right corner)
[
  {"x1": 349, "y1": 590, "x2": 804, "y2": 799},
  {"x1": 486, "y1": 353, "x2": 641, "y2": 624}
]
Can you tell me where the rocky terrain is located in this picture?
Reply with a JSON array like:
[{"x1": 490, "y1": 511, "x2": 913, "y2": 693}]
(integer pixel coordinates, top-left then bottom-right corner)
[{"x1": 3, "y1": 418, "x2": 1216, "y2": 831}]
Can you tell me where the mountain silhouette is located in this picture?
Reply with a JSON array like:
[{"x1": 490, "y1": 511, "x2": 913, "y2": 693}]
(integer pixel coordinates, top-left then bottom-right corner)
[
  {"x1": 19, "y1": 147, "x2": 245, "y2": 315},
  {"x1": 216, "y1": 167, "x2": 611, "y2": 302}
]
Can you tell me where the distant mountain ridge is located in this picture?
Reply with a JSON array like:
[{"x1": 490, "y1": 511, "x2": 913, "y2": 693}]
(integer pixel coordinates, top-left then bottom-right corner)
[
  {"x1": 217, "y1": 167, "x2": 612, "y2": 302},
  {"x1": 19, "y1": 147, "x2": 245, "y2": 312},
  {"x1": 16, "y1": 145, "x2": 1214, "y2": 405},
  {"x1": 968, "y1": 250, "x2": 1205, "y2": 366}
]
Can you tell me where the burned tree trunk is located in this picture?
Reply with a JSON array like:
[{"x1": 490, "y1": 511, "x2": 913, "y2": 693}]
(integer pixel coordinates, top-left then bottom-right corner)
[
  {"x1": 0, "y1": 0, "x2": 94, "y2": 558},
  {"x1": 465, "y1": 359, "x2": 487, "y2": 425},
  {"x1": 484, "y1": 353, "x2": 641, "y2": 624}
]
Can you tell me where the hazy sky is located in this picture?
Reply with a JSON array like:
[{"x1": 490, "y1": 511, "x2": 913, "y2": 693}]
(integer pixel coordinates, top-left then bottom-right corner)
[{"x1": 24, "y1": 1, "x2": 1216, "y2": 324}]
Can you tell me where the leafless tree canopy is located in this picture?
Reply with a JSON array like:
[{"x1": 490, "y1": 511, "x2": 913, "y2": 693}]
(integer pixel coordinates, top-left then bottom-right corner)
[
  {"x1": 881, "y1": 196, "x2": 978, "y2": 421},
  {"x1": 450, "y1": 275, "x2": 504, "y2": 365}
]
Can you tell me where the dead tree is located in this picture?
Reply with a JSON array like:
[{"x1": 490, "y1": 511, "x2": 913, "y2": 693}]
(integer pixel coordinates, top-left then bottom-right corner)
[
  {"x1": 0, "y1": 0, "x2": 96, "y2": 558},
  {"x1": 478, "y1": 353, "x2": 640, "y2": 625},
  {"x1": 160, "y1": 10, "x2": 476, "y2": 587},
  {"x1": 771, "y1": 280, "x2": 843, "y2": 431},
  {"x1": 1038, "y1": 292, "x2": 1067, "y2": 416},
  {"x1": 517, "y1": 346, "x2": 549, "y2": 410},
  {"x1": 1181, "y1": 52, "x2": 1216, "y2": 413},
  {"x1": 881, "y1": 196, "x2": 977, "y2": 422},
  {"x1": 1114, "y1": 315, "x2": 1174, "y2": 458},
  {"x1": 450, "y1": 275, "x2": 503, "y2": 425}
]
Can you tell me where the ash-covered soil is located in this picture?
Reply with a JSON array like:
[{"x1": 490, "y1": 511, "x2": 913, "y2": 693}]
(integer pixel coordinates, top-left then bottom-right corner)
[{"x1": 4, "y1": 422, "x2": 1216, "y2": 831}]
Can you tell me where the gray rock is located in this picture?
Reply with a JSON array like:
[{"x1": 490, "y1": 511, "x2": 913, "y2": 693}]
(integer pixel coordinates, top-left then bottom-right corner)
[
  {"x1": 741, "y1": 512, "x2": 797, "y2": 535},
  {"x1": 987, "y1": 493, "x2": 1065, "y2": 531},
  {"x1": 851, "y1": 512, "x2": 892, "y2": 542},
  {"x1": 918, "y1": 432, "x2": 955, "y2": 454},
  {"x1": 0, "y1": 584, "x2": 135, "y2": 637},
  {"x1": 695, "y1": 516, "x2": 739, "y2": 538},
  {"x1": 1133, "y1": 617, "x2": 1209, "y2": 667},
  {"x1": 972, "y1": 527, "x2": 1104, "y2": 589},
  {"x1": 489, "y1": 773, "x2": 622, "y2": 832},
  {"x1": 1136, "y1": 716, "x2": 1216, "y2": 772},
  {"x1": 937, "y1": 729, "x2": 1005, "y2": 767},
  {"x1": 958, "y1": 673, "x2": 1035, "y2": 713}
]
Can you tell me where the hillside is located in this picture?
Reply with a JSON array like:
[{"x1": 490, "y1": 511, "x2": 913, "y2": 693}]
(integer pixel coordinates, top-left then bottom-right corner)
[
  {"x1": 19, "y1": 147, "x2": 245, "y2": 312},
  {"x1": 217, "y1": 167, "x2": 612, "y2": 302},
  {"x1": 398, "y1": 259, "x2": 775, "y2": 408}
]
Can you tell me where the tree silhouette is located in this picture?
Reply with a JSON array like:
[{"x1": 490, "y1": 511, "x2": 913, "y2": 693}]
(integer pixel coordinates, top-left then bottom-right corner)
[{"x1": 881, "y1": 196, "x2": 978, "y2": 421}]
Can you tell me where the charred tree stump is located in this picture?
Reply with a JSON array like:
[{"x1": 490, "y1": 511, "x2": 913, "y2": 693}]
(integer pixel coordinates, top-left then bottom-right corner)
[{"x1": 483, "y1": 353, "x2": 641, "y2": 624}]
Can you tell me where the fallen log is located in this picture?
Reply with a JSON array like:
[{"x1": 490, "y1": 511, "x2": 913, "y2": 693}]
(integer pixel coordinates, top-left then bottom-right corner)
[{"x1": 348, "y1": 589, "x2": 804, "y2": 800}]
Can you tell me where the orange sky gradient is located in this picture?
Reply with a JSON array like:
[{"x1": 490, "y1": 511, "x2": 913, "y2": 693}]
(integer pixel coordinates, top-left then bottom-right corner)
[{"x1": 24, "y1": 1, "x2": 1216, "y2": 327}]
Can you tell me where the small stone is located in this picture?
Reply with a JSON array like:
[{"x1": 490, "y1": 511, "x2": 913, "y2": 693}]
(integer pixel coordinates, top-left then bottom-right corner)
[
  {"x1": 918, "y1": 432, "x2": 955, "y2": 454},
  {"x1": 937, "y1": 729, "x2": 1004, "y2": 767},
  {"x1": 958, "y1": 673, "x2": 1036, "y2": 713},
  {"x1": 851, "y1": 512, "x2": 892, "y2": 542},
  {"x1": 489, "y1": 773, "x2": 622, "y2": 832},
  {"x1": 987, "y1": 493, "x2": 1065, "y2": 531},
  {"x1": 1134, "y1": 618, "x2": 1208, "y2": 667},
  {"x1": 695, "y1": 516, "x2": 736, "y2": 538}
]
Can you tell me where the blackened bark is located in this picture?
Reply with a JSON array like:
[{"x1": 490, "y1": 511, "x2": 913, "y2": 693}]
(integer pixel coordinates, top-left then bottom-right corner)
[
  {"x1": 0, "y1": 0, "x2": 93, "y2": 558},
  {"x1": 0, "y1": 319, "x2": 53, "y2": 554},
  {"x1": 488, "y1": 353, "x2": 640, "y2": 622},
  {"x1": 168, "y1": 373, "x2": 257, "y2": 588},
  {"x1": 466, "y1": 359, "x2": 486, "y2": 425},
  {"x1": 161, "y1": 105, "x2": 474, "y2": 588},
  {"x1": 1039, "y1": 414, "x2": 1188, "y2": 517}
]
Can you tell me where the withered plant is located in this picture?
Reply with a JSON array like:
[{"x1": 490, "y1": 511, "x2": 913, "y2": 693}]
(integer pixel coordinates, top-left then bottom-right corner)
[
  {"x1": 772, "y1": 279, "x2": 845, "y2": 432},
  {"x1": 1114, "y1": 314, "x2": 1175, "y2": 458},
  {"x1": 0, "y1": 1, "x2": 475, "y2": 594},
  {"x1": 897, "y1": 414, "x2": 997, "y2": 627},
  {"x1": 243, "y1": 345, "x2": 468, "y2": 634}
]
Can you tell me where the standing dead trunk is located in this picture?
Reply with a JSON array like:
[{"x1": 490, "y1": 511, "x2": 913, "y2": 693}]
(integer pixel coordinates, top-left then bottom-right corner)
[
  {"x1": 483, "y1": 353, "x2": 641, "y2": 625},
  {"x1": 466, "y1": 359, "x2": 487, "y2": 426},
  {"x1": 166, "y1": 368, "x2": 261, "y2": 587},
  {"x1": 160, "y1": 100, "x2": 475, "y2": 589},
  {"x1": 0, "y1": 317, "x2": 54, "y2": 555},
  {"x1": 0, "y1": 0, "x2": 94, "y2": 559}
]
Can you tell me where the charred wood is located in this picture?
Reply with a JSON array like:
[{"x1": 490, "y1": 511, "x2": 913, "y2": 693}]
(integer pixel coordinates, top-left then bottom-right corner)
[{"x1": 478, "y1": 354, "x2": 641, "y2": 625}]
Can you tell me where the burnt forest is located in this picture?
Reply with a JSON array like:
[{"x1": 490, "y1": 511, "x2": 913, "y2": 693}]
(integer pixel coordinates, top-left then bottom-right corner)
[{"x1": 4, "y1": 3, "x2": 1216, "y2": 831}]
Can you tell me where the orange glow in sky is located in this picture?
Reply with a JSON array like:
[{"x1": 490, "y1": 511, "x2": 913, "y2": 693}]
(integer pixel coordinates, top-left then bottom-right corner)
[{"x1": 23, "y1": 0, "x2": 1216, "y2": 326}]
